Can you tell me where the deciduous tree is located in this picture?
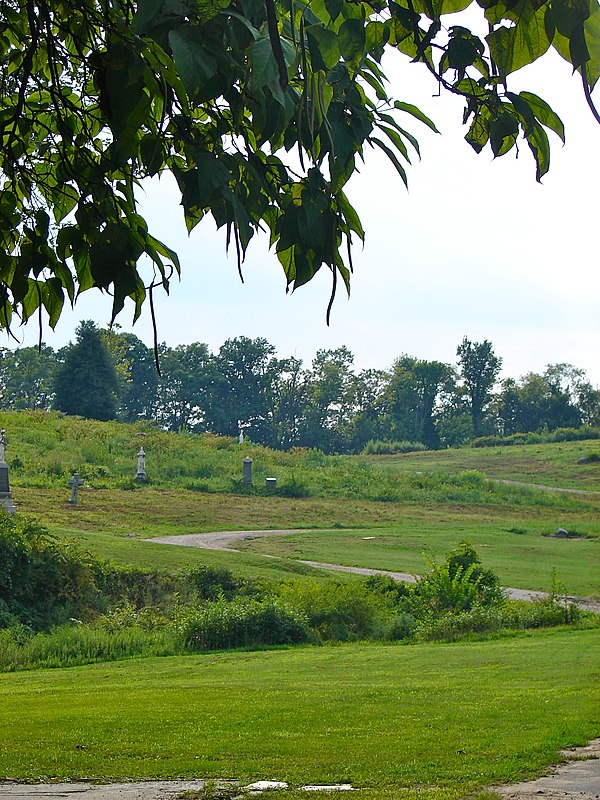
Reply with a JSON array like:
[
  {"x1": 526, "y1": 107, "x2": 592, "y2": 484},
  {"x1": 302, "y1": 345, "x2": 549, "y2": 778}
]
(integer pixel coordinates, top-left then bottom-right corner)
[
  {"x1": 0, "y1": 0, "x2": 597, "y2": 335},
  {"x1": 456, "y1": 337, "x2": 501, "y2": 437}
]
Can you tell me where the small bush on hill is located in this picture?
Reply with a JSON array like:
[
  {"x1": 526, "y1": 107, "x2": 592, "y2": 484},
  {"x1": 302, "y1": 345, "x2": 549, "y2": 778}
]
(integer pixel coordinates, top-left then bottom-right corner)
[
  {"x1": 0, "y1": 514, "x2": 104, "y2": 629},
  {"x1": 362, "y1": 440, "x2": 428, "y2": 455}
]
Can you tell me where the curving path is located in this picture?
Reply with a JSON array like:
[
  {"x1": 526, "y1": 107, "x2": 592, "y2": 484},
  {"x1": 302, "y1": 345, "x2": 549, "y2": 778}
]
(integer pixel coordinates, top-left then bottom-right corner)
[
  {"x1": 497, "y1": 479, "x2": 600, "y2": 496},
  {"x1": 144, "y1": 530, "x2": 600, "y2": 614}
]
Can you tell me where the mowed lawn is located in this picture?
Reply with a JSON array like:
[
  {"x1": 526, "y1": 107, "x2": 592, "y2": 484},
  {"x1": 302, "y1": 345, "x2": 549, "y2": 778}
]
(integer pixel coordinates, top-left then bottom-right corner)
[
  {"x1": 13, "y1": 488, "x2": 600, "y2": 598},
  {"x1": 1, "y1": 628, "x2": 599, "y2": 798},
  {"x1": 233, "y1": 520, "x2": 600, "y2": 598}
]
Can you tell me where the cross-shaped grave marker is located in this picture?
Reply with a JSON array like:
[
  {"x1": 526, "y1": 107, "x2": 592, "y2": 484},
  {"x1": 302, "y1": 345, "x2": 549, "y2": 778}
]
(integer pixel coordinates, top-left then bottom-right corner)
[{"x1": 68, "y1": 472, "x2": 85, "y2": 504}]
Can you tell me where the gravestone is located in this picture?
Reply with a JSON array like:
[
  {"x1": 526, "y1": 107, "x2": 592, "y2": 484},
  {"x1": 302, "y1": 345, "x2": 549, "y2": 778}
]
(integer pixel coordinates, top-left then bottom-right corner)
[
  {"x1": 68, "y1": 472, "x2": 84, "y2": 504},
  {"x1": 136, "y1": 447, "x2": 147, "y2": 481},
  {"x1": 265, "y1": 477, "x2": 277, "y2": 489},
  {"x1": 0, "y1": 429, "x2": 16, "y2": 514},
  {"x1": 243, "y1": 457, "x2": 253, "y2": 485}
]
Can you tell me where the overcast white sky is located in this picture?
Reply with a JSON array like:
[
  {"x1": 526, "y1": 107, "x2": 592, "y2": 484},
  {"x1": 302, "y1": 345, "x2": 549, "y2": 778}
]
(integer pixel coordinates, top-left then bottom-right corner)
[{"x1": 7, "y1": 45, "x2": 600, "y2": 385}]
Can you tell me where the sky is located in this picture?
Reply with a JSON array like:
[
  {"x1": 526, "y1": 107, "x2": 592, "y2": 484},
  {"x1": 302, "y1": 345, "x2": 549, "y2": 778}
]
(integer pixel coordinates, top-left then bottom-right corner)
[{"x1": 6, "y1": 44, "x2": 600, "y2": 386}]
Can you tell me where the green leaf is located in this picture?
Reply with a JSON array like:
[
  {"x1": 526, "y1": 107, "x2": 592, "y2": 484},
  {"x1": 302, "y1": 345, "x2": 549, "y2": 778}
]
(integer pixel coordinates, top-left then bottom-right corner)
[
  {"x1": 465, "y1": 109, "x2": 490, "y2": 152},
  {"x1": 339, "y1": 19, "x2": 366, "y2": 63},
  {"x1": 505, "y1": 91, "x2": 536, "y2": 136},
  {"x1": 169, "y1": 27, "x2": 218, "y2": 97},
  {"x1": 526, "y1": 121, "x2": 551, "y2": 181},
  {"x1": 370, "y1": 137, "x2": 408, "y2": 187},
  {"x1": 42, "y1": 277, "x2": 65, "y2": 329},
  {"x1": 53, "y1": 185, "x2": 79, "y2": 223},
  {"x1": 519, "y1": 91, "x2": 565, "y2": 141},
  {"x1": 394, "y1": 101, "x2": 440, "y2": 132},
  {"x1": 489, "y1": 110, "x2": 518, "y2": 156},
  {"x1": 249, "y1": 36, "x2": 280, "y2": 92},
  {"x1": 486, "y1": 5, "x2": 552, "y2": 77},
  {"x1": 581, "y1": 1, "x2": 600, "y2": 87},
  {"x1": 306, "y1": 26, "x2": 340, "y2": 71}
]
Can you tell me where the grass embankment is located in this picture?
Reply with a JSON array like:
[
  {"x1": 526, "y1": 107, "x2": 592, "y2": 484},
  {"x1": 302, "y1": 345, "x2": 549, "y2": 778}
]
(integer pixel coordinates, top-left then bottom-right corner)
[
  {"x1": 364, "y1": 440, "x2": 600, "y2": 491},
  {"x1": 0, "y1": 628, "x2": 598, "y2": 794}
]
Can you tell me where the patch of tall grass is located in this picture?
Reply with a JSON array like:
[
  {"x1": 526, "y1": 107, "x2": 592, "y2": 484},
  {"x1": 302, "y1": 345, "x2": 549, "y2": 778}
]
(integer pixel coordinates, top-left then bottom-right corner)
[{"x1": 0, "y1": 623, "x2": 182, "y2": 671}]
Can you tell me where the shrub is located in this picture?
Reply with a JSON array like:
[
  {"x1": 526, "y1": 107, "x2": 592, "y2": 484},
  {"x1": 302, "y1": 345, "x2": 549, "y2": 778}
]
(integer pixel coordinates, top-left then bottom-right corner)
[
  {"x1": 410, "y1": 542, "x2": 504, "y2": 615},
  {"x1": 186, "y1": 565, "x2": 247, "y2": 600},
  {"x1": 277, "y1": 474, "x2": 310, "y2": 497},
  {"x1": 275, "y1": 579, "x2": 386, "y2": 642},
  {"x1": 176, "y1": 597, "x2": 309, "y2": 651},
  {"x1": 362, "y1": 440, "x2": 427, "y2": 455},
  {"x1": 0, "y1": 515, "x2": 104, "y2": 630}
]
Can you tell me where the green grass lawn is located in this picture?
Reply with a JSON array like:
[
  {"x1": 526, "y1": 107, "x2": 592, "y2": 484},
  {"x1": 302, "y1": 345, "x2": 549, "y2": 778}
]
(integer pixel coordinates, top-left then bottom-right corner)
[
  {"x1": 0, "y1": 628, "x2": 598, "y2": 798},
  {"x1": 13, "y1": 487, "x2": 599, "y2": 597},
  {"x1": 233, "y1": 516, "x2": 600, "y2": 597},
  {"x1": 363, "y1": 441, "x2": 600, "y2": 491}
]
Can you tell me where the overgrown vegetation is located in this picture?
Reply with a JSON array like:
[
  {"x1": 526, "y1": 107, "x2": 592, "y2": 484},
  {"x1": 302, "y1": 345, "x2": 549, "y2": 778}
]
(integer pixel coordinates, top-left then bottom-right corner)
[
  {"x1": 1, "y1": 520, "x2": 592, "y2": 673},
  {"x1": 472, "y1": 426, "x2": 600, "y2": 448},
  {"x1": 362, "y1": 440, "x2": 427, "y2": 455}
]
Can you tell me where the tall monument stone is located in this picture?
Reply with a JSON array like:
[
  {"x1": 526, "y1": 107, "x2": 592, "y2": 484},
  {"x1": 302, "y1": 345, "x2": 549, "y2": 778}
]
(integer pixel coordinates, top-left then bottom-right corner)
[{"x1": 0, "y1": 429, "x2": 16, "y2": 514}]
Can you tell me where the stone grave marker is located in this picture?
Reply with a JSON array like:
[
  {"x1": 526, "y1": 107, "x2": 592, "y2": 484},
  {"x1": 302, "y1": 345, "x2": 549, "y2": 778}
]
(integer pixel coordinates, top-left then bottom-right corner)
[
  {"x1": 0, "y1": 429, "x2": 16, "y2": 513},
  {"x1": 68, "y1": 472, "x2": 85, "y2": 504}
]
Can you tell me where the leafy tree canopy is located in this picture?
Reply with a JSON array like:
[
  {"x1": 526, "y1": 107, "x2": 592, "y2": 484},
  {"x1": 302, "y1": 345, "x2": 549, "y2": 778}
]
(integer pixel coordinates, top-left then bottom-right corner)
[{"x1": 0, "y1": 0, "x2": 598, "y2": 334}]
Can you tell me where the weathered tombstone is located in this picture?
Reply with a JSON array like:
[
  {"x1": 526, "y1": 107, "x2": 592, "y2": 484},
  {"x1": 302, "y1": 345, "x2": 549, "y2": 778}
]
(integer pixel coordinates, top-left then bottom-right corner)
[
  {"x1": 0, "y1": 429, "x2": 16, "y2": 514},
  {"x1": 68, "y1": 472, "x2": 85, "y2": 504},
  {"x1": 243, "y1": 457, "x2": 253, "y2": 485},
  {"x1": 136, "y1": 447, "x2": 147, "y2": 481},
  {"x1": 265, "y1": 477, "x2": 277, "y2": 490},
  {"x1": 238, "y1": 428, "x2": 244, "y2": 445}
]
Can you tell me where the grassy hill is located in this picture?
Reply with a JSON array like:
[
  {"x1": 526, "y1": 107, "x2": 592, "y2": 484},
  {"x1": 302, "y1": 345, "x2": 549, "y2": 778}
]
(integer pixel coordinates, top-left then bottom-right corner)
[
  {"x1": 1, "y1": 410, "x2": 598, "y2": 597},
  {"x1": 1, "y1": 411, "x2": 599, "y2": 792}
]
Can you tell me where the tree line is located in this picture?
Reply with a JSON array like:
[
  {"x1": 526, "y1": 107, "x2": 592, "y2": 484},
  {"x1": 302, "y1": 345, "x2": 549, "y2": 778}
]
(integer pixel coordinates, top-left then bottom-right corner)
[{"x1": 0, "y1": 321, "x2": 598, "y2": 454}]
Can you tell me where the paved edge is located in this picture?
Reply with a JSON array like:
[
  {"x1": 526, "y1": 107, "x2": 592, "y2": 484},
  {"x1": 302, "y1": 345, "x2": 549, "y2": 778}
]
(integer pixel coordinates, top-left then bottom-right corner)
[{"x1": 494, "y1": 739, "x2": 600, "y2": 800}]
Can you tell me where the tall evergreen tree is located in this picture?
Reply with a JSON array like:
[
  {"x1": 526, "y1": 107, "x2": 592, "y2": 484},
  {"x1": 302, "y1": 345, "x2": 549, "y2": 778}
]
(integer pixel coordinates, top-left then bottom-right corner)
[{"x1": 53, "y1": 321, "x2": 119, "y2": 421}]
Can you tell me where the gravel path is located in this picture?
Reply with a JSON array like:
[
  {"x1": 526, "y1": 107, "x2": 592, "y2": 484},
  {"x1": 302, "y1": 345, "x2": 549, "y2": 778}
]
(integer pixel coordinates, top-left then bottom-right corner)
[
  {"x1": 496, "y1": 739, "x2": 600, "y2": 800},
  {"x1": 497, "y1": 480, "x2": 600, "y2": 496},
  {"x1": 144, "y1": 530, "x2": 600, "y2": 613}
]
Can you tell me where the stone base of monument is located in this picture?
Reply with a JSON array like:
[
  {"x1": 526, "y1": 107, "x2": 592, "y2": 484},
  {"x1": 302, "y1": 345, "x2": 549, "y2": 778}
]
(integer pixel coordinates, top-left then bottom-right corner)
[
  {"x1": 0, "y1": 491, "x2": 16, "y2": 514},
  {"x1": 0, "y1": 462, "x2": 15, "y2": 513}
]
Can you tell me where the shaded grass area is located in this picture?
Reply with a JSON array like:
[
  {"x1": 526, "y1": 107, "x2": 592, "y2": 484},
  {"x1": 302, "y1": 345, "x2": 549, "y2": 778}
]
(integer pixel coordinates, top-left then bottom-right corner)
[
  {"x1": 364, "y1": 441, "x2": 600, "y2": 491},
  {"x1": 0, "y1": 628, "x2": 598, "y2": 790}
]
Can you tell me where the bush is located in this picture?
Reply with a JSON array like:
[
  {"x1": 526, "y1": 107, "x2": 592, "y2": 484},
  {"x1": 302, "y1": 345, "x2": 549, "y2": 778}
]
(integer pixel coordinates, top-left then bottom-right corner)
[
  {"x1": 176, "y1": 597, "x2": 309, "y2": 651},
  {"x1": 186, "y1": 565, "x2": 248, "y2": 601},
  {"x1": 276, "y1": 579, "x2": 386, "y2": 642},
  {"x1": 471, "y1": 427, "x2": 600, "y2": 448},
  {"x1": 410, "y1": 542, "x2": 504, "y2": 615},
  {"x1": 362, "y1": 440, "x2": 427, "y2": 455},
  {"x1": 0, "y1": 514, "x2": 104, "y2": 630}
]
